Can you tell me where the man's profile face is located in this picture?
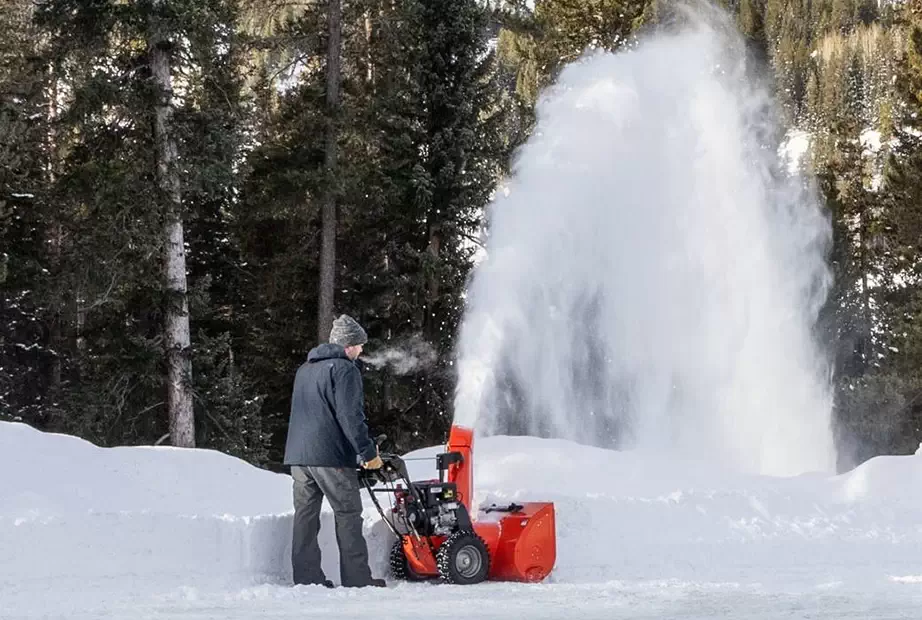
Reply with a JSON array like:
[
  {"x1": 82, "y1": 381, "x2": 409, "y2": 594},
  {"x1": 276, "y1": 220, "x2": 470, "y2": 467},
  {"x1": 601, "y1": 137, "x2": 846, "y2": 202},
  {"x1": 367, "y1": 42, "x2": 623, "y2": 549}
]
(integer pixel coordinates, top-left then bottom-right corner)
[{"x1": 344, "y1": 344, "x2": 364, "y2": 360}]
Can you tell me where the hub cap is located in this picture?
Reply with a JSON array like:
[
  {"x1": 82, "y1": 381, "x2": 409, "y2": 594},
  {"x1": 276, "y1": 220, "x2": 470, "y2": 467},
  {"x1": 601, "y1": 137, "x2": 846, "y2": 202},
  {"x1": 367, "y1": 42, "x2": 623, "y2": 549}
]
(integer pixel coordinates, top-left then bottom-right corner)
[{"x1": 455, "y1": 544, "x2": 483, "y2": 578}]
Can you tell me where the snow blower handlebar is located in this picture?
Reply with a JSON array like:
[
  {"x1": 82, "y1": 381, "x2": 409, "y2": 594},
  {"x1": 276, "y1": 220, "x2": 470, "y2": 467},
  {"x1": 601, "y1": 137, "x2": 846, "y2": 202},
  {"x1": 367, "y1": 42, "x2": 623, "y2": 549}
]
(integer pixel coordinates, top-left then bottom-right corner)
[
  {"x1": 356, "y1": 434, "x2": 403, "y2": 483},
  {"x1": 356, "y1": 449, "x2": 430, "y2": 541},
  {"x1": 356, "y1": 427, "x2": 473, "y2": 508},
  {"x1": 358, "y1": 452, "x2": 406, "y2": 485}
]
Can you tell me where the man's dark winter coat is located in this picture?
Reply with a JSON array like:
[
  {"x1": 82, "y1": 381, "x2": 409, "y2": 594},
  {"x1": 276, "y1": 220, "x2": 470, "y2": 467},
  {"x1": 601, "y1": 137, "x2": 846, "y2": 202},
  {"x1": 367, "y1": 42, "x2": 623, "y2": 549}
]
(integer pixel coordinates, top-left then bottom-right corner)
[{"x1": 283, "y1": 344, "x2": 378, "y2": 468}]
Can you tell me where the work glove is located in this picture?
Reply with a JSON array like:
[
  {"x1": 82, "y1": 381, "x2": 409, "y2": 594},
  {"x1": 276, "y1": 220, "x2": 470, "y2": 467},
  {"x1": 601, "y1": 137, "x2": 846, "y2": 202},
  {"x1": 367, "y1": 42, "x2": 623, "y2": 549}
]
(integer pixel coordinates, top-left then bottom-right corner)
[{"x1": 363, "y1": 454, "x2": 383, "y2": 470}]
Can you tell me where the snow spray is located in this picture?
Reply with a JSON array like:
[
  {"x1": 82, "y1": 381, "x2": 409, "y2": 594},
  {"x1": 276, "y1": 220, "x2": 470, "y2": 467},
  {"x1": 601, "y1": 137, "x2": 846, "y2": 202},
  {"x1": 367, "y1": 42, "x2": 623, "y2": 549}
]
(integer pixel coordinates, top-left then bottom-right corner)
[{"x1": 452, "y1": 5, "x2": 836, "y2": 476}]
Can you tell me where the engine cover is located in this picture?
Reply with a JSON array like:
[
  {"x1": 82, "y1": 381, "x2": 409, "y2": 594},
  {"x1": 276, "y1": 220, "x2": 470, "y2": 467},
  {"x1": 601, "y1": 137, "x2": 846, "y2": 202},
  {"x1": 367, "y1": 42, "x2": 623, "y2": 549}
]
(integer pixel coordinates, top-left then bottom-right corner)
[{"x1": 392, "y1": 480, "x2": 469, "y2": 537}]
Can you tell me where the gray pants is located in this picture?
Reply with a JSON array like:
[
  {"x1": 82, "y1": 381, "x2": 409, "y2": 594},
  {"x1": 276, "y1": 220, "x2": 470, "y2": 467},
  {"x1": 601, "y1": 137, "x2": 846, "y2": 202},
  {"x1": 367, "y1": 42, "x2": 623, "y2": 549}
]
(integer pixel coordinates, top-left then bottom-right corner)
[{"x1": 290, "y1": 465, "x2": 373, "y2": 587}]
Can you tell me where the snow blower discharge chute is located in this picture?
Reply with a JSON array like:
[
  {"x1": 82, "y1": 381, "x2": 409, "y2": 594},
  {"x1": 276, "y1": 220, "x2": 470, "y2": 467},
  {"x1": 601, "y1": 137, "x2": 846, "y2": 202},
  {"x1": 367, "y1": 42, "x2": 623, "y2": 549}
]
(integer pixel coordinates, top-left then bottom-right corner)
[{"x1": 358, "y1": 425, "x2": 556, "y2": 585}]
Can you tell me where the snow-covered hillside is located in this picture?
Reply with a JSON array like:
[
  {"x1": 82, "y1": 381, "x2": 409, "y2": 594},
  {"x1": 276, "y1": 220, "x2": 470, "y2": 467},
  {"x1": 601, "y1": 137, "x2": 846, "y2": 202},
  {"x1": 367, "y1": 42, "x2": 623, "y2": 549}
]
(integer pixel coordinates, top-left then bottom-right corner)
[{"x1": 4, "y1": 421, "x2": 922, "y2": 619}]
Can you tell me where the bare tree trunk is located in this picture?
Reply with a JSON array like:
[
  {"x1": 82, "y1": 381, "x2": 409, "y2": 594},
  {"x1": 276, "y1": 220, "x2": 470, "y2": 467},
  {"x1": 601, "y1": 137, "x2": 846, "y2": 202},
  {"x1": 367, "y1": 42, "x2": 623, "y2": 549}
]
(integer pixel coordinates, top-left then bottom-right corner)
[
  {"x1": 317, "y1": 0, "x2": 343, "y2": 344},
  {"x1": 364, "y1": 9, "x2": 374, "y2": 85},
  {"x1": 149, "y1": 3, "x2": 195, "y2": 448}
]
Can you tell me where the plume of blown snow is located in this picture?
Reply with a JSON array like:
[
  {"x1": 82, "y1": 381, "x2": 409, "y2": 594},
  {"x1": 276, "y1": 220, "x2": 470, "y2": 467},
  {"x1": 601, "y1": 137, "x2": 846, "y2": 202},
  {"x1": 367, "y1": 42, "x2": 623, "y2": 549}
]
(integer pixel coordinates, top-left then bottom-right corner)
[{"x1": 452, "y1": 3, "x2": 836, "y2": 477}]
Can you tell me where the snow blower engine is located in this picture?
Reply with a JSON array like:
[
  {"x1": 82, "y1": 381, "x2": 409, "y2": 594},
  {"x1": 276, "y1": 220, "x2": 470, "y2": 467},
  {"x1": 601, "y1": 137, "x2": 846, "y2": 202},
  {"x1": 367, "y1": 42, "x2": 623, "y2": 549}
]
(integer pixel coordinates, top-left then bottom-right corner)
[{"x1": 358, "y1": 425, "x2": 556, "y2": 585}]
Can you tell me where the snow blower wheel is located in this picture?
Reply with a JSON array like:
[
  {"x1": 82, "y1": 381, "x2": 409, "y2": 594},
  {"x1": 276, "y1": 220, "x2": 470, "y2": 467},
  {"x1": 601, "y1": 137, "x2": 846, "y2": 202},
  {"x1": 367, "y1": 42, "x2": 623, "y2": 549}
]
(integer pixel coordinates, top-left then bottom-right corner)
[
  {"x1": 437, "y1": 531, "x2": 490, "y2": 585},
  {"x1": 390, "y1": 539, "x2": 428, "y2": 581}
]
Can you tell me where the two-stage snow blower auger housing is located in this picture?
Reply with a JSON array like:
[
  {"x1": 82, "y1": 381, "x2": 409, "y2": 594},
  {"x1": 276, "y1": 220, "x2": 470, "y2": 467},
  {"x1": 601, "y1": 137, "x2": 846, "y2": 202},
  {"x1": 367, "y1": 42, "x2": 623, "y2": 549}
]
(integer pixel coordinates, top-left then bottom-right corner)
[{"x1": 359, "y1": 425, "x2": 557, "y2": 585}]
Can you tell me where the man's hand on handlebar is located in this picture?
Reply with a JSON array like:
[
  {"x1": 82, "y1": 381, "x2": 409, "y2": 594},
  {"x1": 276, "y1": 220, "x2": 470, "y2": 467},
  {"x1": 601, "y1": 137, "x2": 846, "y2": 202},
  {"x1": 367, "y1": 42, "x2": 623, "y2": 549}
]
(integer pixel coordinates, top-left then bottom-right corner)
[{"x1": 362, "y1": 453, "x2": 383, "y2": 470}]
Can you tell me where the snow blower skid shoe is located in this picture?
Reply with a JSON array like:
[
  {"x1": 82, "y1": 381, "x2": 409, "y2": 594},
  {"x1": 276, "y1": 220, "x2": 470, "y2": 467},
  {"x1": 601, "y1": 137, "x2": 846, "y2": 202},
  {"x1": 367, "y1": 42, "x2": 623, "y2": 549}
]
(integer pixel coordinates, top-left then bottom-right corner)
[{"x1": 358, "y1": 425, "x2": 556, "y2": 585}]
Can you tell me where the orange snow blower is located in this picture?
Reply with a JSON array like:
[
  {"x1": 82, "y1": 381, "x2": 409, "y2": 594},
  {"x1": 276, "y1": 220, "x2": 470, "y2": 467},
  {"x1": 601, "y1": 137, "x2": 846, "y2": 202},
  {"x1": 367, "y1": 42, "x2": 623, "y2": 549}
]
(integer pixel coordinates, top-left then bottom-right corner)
[{"x1": 359, "y1": 425, "x2": 556, "y2": 584}]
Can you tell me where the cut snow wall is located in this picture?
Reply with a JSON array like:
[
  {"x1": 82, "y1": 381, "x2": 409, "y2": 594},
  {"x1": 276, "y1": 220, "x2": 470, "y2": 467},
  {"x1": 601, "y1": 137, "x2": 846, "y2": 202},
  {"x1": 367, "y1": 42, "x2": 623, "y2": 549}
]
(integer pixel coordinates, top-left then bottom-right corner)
[{"x1": 0, "y1": 422, "x2": 395, "y2": 589}]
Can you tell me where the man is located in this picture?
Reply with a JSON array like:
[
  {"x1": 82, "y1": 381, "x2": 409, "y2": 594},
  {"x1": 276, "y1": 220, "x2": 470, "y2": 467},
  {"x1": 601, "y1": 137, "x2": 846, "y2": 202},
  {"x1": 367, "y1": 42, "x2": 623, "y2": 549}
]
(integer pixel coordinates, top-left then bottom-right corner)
[{"x1": 283, "y1": 314, "x2": 385, "y2": 588}]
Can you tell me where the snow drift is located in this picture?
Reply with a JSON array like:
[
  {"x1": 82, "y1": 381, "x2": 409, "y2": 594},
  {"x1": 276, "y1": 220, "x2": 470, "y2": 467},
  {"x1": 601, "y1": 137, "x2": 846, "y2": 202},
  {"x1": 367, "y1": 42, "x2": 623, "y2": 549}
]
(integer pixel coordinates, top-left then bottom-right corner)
[
  {"x1": 1, "y1": 421, "x2": 294, "y2": 588},
  {"x1": 5, "y1": 421, "x2": 922, "y2": 608}
]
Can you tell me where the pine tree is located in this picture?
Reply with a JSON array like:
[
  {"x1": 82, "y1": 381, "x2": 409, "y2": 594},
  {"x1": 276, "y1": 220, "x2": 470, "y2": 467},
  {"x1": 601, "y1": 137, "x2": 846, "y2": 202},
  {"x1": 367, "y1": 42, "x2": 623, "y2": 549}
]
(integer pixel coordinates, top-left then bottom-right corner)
[
  {"x1": 856, "y1": 0, "x2": 922, "y2": 461},
  {"x1": 7, "y1": 0, "x2": 918, "y2": 469},
  {"x1": 336, "y1": 0, "x2": 512, "y2": 449},
  {"x1": 0, "y1": 0, "x2": 54, "y2": 423},
  {"x1": 495, "y1": 0, "x2": 650, "y2": 109},
  {"x1": 816, "y1": 117, "x2": 876, "y2": 380},
  {"x1": 18, "y1": 0, "x2": 265, "y2": 456},
  {"x1": 231, "y1": 0, "x2": 513, "y2": 458}
]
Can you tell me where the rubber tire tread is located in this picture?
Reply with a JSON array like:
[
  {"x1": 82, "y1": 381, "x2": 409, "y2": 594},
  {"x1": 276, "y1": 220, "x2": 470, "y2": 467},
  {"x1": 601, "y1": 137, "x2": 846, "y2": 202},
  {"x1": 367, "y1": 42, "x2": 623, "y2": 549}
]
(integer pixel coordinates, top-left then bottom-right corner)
[
  {"x1": 436, "y1": 530, "x2": 490, "y2": 585},
  {"x1": 390, "y1": 539, "x2": 427, "y2": 581}
]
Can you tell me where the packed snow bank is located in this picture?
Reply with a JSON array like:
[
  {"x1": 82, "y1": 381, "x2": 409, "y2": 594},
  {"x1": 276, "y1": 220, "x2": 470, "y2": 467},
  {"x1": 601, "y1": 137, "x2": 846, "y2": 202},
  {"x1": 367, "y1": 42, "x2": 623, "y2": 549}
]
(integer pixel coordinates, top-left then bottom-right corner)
[
  {"x1": 0, "y1": 422, "x2": 386, "y2": 590},
  {"x1": 0, "y1": 422, "x2": 401, "y2": 590},
  {"x1": 404, "y1": 436, "x2": 922, "y2": 585},
  {"x1": 5, "y1": 421, "x2": 922, "y2": 612},
  {"x1": 0, "y1": 422, "x2": 297, "y2": 587},
  {"x1": 1, "y1": 423, "x2": 290, "y2": 517}
]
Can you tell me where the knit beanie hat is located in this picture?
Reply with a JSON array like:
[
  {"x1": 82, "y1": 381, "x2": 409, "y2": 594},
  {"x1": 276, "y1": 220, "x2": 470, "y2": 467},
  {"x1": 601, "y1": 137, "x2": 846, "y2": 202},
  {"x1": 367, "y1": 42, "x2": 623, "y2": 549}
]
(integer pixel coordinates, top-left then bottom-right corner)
[{"x1": 329, "y1": 314, "x2": 368, "y2": 347}]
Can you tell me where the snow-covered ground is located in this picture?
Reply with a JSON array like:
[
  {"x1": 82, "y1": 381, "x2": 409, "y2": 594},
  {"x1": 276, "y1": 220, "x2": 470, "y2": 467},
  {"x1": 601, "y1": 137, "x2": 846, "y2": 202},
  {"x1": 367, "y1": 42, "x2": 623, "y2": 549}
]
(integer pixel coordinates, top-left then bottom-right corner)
[{"x1": 4, "y1": 421, "x2": 922, "y2": 619}]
